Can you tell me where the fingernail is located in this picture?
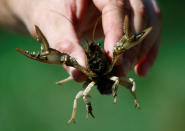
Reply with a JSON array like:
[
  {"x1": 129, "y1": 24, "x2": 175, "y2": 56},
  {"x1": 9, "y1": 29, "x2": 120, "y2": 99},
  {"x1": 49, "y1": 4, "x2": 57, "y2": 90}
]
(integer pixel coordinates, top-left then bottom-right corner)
[
  {"x1": 141, "y1": 63, "x2": 150, "y2": 76},
  {"x1": 105, "y1": 45, "x2": 113, "y2": 59},
  {"x1": 104, "y1": 33, "x2": 116, "y2": 59},
  {"x1": 136, "y1": 63, "x2": 150, "y2": 77}
]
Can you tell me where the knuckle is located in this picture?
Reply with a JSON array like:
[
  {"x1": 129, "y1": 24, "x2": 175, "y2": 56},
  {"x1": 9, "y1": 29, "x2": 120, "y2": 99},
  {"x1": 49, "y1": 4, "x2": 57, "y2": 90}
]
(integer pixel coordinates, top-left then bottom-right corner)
[
  {"x1": 102, "y1": 0, "x2": 124, "y2": 14},
  {"x1": 53, "y1": 40, "x2": 75, "y2": 55},
  {"x1": 113, "y1": 0, "x2": 125, "y2": 9},
  {"x1": 135, "y1": 4, "x2": 145, "y2": 16}
]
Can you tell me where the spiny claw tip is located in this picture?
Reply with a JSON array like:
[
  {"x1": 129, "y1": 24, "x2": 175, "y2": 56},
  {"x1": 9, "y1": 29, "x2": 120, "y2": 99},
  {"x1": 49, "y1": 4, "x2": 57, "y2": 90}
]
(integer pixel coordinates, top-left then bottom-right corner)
[
  {"x1": 148, "y1": 26, "x2": 153, "y2": 31},
  {"x1": 15, "y1": 48, "x2": 22, "y2": 52},
  {"x1": 144, "y1": 26, "x2": 153, "y2": 35},
  {"x1": 16, "y1": 48, "x2": 26, "y2": 55}
]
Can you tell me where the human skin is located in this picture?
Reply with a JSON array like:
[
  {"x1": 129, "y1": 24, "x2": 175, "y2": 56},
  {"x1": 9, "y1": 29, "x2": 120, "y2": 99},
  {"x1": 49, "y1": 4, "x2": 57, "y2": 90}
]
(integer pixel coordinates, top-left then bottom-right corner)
[{"x1": 0, "y1": 0, "x2": 162, "y2": 81}]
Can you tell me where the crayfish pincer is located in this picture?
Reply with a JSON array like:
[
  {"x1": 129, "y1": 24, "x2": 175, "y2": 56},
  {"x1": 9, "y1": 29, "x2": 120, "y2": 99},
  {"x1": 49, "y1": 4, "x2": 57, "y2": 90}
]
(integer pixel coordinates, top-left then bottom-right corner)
[{"x1": 16, "y1": 15, "x2": 152, "y2": 124}]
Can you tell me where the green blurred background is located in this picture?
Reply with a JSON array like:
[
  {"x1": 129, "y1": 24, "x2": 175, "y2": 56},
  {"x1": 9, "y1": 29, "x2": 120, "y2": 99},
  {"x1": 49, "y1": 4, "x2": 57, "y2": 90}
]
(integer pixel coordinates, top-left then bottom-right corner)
[{"x1": 0, "y1": 0, "x2": 185, "y2": 131}]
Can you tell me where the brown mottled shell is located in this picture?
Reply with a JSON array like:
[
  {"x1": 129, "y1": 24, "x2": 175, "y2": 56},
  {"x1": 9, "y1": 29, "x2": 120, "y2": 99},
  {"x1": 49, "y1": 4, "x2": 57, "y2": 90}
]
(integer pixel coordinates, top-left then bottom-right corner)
[
  {"x1": 84, "y1": 42, "x2": 110, "y2": 75},
  {"x1": 84, "y1": 42, "x2": 115, "y2": 94}
]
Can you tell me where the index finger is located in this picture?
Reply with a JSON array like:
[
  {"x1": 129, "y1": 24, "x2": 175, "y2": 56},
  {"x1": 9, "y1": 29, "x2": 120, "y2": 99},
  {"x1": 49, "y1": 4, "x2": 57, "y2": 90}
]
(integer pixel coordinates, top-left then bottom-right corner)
[{"x1": 93, "y1": 0, "x2": 125, "y2": 58}]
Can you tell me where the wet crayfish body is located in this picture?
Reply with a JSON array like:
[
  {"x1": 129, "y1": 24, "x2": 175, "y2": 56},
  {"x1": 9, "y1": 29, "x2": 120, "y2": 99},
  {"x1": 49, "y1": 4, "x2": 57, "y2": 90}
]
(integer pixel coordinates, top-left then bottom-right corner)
[{"x1": 16, "y1": 16, "x2": 152, "y2": 123}]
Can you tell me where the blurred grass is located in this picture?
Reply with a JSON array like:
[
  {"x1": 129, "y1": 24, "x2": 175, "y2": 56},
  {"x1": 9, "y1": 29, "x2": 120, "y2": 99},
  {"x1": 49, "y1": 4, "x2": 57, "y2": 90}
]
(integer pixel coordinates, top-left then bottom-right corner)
[{"x1": 0, "y1": 0, "x2": 185, "y2": 131}]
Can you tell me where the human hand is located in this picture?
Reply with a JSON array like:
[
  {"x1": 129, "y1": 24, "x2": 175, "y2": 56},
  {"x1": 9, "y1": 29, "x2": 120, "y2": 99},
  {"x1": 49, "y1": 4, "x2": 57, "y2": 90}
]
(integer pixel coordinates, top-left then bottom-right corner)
[
  {"x1": 7, "y1": 0, "x2": 162, "y2": 81},
  {"x1": 93, "y1": 0, "x2": 162, "y2": 77}
]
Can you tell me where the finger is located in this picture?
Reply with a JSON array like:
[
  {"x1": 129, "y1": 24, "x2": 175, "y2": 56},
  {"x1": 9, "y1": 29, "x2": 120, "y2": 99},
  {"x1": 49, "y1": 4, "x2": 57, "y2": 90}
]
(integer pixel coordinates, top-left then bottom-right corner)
[
  {"x1": 139, "y1": 0, "x2": 162, "y2": 57},
  {"x1": 138, "y1": 0, "x2": 162, "y2": 57},
  {"x1": 129, "y1": 0, "x2": 147, "y2": 65},
  {"x1": 119, "y1": 0, "x2": 146, "y2": 76},
  {"x1": 93, "y1": 0, "x2": 125, "y2": 57},
  {"x1": 135, "y1": 38, "x2": 160, "y2": 77},
  {"x1": 30, "y1": 11, "x2": 87, "y2": 82},
  {"x1": 122, "y1": 0, "x2": 162, "y2": 76},
  {"x1": 129, "y1": 0, "x2": 146, "y2": 33},
  {"x1": 134, "y1": 0, "x2": 162, "y2": 76}
]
